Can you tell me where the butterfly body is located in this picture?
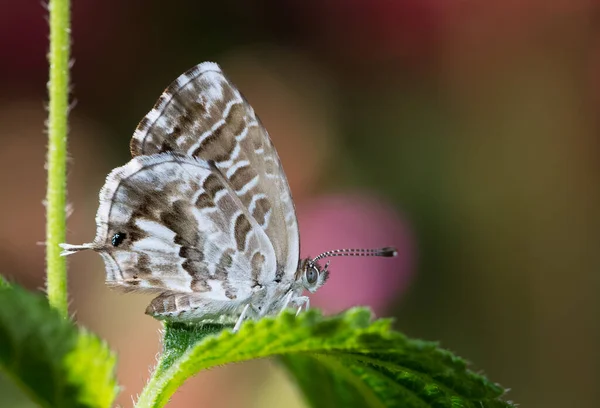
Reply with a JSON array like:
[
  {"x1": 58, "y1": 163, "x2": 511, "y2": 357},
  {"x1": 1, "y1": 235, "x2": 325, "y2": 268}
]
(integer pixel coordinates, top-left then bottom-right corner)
[{"x1": 61, "y1": 62, "x2": 396, "y2": 327}]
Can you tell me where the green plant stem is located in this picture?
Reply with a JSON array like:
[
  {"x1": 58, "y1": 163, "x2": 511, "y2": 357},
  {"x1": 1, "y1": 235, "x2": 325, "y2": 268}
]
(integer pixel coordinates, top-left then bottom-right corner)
[{"x1": 46, "y1": 0, "x2": 71, "y2": 318}]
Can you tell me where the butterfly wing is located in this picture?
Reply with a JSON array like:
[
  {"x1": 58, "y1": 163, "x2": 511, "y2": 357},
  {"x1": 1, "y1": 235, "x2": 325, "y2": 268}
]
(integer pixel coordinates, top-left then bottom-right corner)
[
  {"x1": 130, "y1": 62, "x2": 299, "y2": 279},
  {"x1": 91, "y1": 153, "x2": 277, "y2": 303}
]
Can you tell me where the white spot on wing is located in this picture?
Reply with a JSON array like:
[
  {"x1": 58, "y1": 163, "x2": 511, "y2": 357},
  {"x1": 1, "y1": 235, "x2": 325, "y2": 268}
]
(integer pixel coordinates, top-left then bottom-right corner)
[
  {"x1": 248, "y1": 193, "x2": 267, "y2": 214},
  {"x1": 220, "y1": 142, "x2": 241, "y2": 167},
  {"x1": 202, "y1": 72, "x2": 226, "y2": 102},
  {"x1": 207, "y1": 279, "x2": 228, "y2": 300},
  {"x1": 235, "y1": 126, "x2": 249, "y2": 142},
  {"x1": 226, "y1": 160, "x2": 250, "y2": 178},
  {"x1": 132, "y1": 237, "x2": 176, "y2": 253},
  {"x1": 186, "y1": 98, "x2": 243, "y2": 155},
  {"x1": 261, "y1": 209, "x2": 272, "y2": 229},
  {"x1": 135, "y1": 219, "x2": 176, "y2": 243},
  {"x1": 236, "y1": 175, "x2": 259, "y2": 195}
]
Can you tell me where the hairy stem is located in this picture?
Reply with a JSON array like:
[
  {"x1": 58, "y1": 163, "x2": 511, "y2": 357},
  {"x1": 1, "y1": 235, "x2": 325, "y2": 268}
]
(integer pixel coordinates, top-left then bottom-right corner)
[{"x1": 46, "y1": 0, "x2": 71, "y2": 317}]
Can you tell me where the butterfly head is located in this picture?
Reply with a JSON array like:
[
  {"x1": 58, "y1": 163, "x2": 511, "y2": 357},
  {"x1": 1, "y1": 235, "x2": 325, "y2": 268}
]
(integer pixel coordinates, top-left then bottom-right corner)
[
  {"x1": 298, "y1": 246, "x2": 398, "y2": 293},
  {"x1": 298, "y1": 258, "x2": 330, "y2": 293}
]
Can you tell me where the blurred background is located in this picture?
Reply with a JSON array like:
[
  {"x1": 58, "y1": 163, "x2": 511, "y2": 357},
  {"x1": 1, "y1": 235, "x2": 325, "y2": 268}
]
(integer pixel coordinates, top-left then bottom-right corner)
[{"x1": 1, "y1": 1, "x2": 599, "y2": 407}]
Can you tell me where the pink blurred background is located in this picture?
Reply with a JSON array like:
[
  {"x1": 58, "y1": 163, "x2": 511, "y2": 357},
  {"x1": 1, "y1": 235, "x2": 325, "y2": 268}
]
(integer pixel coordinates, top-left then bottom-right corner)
[{"x1": 1, "y1": 1, "x2": 599, "y2": 407}]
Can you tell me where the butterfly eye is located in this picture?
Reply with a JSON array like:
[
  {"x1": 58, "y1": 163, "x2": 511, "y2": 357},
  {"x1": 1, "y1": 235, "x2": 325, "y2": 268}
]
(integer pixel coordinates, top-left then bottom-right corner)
[
  {"x1": 306, "y1": 266, "x2": 319, "y2": 284},
  {"x1": 111, "y1": 232, "x2": 127, "y2": 247}
]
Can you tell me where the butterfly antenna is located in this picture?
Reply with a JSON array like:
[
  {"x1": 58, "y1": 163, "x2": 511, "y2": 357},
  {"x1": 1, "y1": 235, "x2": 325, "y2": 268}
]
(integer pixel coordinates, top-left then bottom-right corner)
[
  {"x1": 59, "y1": 243, "x2": 95, "y2": 256},
  {"x1": 312, "y1": 247, "x2": 398, "y2": 263}
]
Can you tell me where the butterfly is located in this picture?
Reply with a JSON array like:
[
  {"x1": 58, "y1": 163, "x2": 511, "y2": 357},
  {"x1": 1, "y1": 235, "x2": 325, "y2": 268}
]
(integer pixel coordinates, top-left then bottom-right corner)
[{"x1": 61, "y1": 62, "x2": 397, "y2": 331}]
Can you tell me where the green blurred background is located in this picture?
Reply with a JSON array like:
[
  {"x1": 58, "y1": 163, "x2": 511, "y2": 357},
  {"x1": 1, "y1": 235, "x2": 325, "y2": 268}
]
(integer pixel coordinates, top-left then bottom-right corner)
[{"x1": 1, "y1": 1, "x2": 599, "y2": 407}]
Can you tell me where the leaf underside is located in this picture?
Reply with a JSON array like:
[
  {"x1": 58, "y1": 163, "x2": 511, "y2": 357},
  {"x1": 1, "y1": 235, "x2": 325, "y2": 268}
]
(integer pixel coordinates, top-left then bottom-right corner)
[
  {"x1": 137, "y1": 308, "x2": 515, "y2": 408},
  {"x1": 0, "y1": 282, "x2": 118, "y2": 408}
]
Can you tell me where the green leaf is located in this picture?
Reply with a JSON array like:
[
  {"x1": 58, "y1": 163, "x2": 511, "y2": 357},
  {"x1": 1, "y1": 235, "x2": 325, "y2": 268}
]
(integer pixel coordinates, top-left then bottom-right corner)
[
  {"x1": 0, "y1": 284, "x2": 118, "y2": 408},
  {"x1": 136, "y1": 308, "x2": 514, "y2": 408}
]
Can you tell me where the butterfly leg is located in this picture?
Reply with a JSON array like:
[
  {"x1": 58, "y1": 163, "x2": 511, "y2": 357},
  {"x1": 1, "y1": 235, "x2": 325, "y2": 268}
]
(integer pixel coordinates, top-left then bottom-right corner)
[
  {"x1": 293, "y1": 296, "x2": 310, "y2": 316},
  {"x1": 233, "y1": 304, "x2": 251, "y2": 333},
  {"x1": 279, "y1": 291, "x2": 294, "y2": 314}
]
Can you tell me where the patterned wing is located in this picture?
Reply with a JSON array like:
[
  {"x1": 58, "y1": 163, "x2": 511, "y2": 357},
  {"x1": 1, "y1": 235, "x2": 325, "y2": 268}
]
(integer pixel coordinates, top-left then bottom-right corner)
[
  {"x1": 91, "y1": 153, "x2": 277, "y2": 302},
  {"x1": 130, "y1": 62, "x2": 299, "y2": 279}
]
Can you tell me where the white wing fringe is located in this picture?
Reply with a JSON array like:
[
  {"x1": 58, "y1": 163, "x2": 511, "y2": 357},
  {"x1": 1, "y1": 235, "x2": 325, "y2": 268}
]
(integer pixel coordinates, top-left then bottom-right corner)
[{"x1": 59, "y1": 243, "x2": 95, "y2": 256}]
